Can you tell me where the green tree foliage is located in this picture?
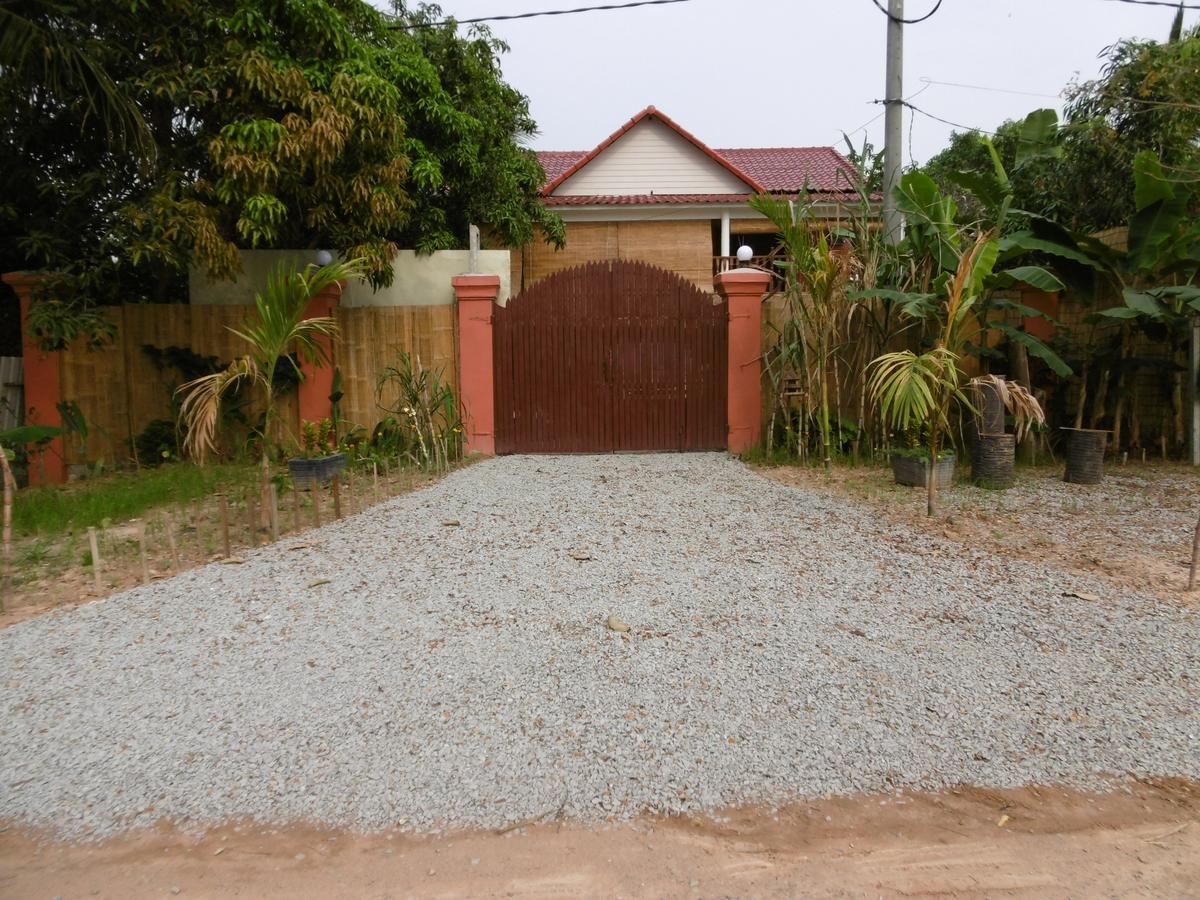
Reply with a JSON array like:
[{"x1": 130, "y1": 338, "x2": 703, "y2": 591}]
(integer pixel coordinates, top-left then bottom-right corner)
[
  {"x1": 923, "y1": 21, "x2": 1200, "y2": 232},
  {"x1": 0, "y1": 0, "x2": 563, "y2": 316}
]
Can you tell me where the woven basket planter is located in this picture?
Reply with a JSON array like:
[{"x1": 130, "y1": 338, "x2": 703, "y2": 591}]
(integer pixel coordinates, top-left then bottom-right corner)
[
  {"x1": 286, "y1": 451, "x2": 346, "y2": 491},
  {"x1": 890, "y1": 452, "x2": 956, "y2": 489},
  {"x1": 972, "y1": 433, "x2": 1015, "y2": 488},
  {"x1": 1062, "y1": 428, "x2": 1107, "y2": 484}
]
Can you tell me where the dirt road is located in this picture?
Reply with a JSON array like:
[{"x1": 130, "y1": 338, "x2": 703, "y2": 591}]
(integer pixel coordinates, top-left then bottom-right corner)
[{"x1": 4, "y1": 781, "x2": 1197, "y2": 898}]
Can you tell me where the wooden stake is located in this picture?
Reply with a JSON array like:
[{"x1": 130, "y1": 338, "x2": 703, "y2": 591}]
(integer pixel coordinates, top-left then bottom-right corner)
[
  {"x1": 1190, "y1": 507, "x2": 1200, "y2": 591},
  {"x1": 87, "y1": 527, "x2": 103, "y2": 591},
  {"x1": 191, "y1": 497, "x2": 205, "y2": 553},
  {"x1": 371, "y1": 460, "x2": 379, "y2": 504},
  {"x1": 246, "y1": 491, "x2": 257, "y2": 548},
  {"x1": 219, "y1": 494, "x2": 232, "y2": 559},
  {"x1": 345, "y1": 470, "x2": 354, "y2": 516},
  {"x1": 332, "y1": 474, "x2": 342, "y2": 519},
  {"x1": 268, "y1": 483, "x2": 280, "y2": 542},
  {"x1": 312, "y1": 482, "x2": 321, "y2": 528},
  {"x1": 292, "y1": 484, "x2": 301, "y2": 533},
  {"x1": 165, "y1": 513, "x2": 180, "y2": 571},
  {"x1": 136, "y1": 520, "x2": 150, "y2": 584}
]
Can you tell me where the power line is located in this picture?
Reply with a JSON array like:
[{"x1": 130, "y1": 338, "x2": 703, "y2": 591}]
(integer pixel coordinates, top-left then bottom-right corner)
[
  {"x1": 918, "y1": 76, "x2": 1062, "y2": 100},
  {"x1": 393, "y1": 0, "x2": 694, "y2": 29},
  {"x1": 1100, "y1": 0, "x2": 1200, "y2": 9},
  {"x1": 869, "y1": 0, "x2": 944, "y2": 23}
]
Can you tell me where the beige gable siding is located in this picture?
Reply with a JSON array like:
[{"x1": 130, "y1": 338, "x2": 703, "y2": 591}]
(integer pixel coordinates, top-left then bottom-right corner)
[{"x1": 554, "y1": 119, "x2": 750, "y2": 196}]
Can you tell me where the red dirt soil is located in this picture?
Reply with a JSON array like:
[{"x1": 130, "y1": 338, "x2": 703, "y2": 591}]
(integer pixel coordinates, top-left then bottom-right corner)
[{"x1": 2, "y1": 780, "x2": 1197, "y2": 898}]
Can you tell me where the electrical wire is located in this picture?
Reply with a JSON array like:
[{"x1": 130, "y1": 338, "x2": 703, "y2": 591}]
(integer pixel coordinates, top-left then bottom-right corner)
[
  {"x1": 917, "y1": 76, "x2": 1062, "y2": 100},
  {"x1": 869, "y1": 0, "x2": 944, "y2": 24},
  {"x1": 1100, "y1": 0, "x2": 1200, "y2": 9},
  {"x1": 394, "y1": 0, "x2": 694, "y2": 29}
]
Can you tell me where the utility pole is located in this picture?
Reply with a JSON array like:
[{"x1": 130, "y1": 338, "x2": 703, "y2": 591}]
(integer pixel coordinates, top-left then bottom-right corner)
[{"x1": 882, "y1": 0, "x2": 904, "y2": 245}]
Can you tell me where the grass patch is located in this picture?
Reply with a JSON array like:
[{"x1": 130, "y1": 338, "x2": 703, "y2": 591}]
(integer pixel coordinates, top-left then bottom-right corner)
[{"x1": 12, "y1": 462, "x2": 259, "y2": 537}]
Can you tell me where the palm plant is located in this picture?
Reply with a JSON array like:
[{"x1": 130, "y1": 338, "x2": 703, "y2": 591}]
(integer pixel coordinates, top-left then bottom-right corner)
[
  {"x1": 869, "y1": 234, "x2": 998, "y2": 516},
  {"x1": 177, "y1": 259, "x2": 364, "y2": 516}
]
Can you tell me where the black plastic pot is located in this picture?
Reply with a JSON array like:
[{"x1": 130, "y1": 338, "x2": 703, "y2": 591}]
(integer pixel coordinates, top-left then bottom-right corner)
[
  {"x1": 1062, "y1": 428, "x2": 1107, "y2": 484},
  {"x1": 287, "y1": 451, "x2": 346, "y2": 491},
  {"x1": 972, "y1": 433, "x2": 1015, "y2": 488},
  {"x1": 890, "y1": 452, "x2": 956, "y2": 489}
]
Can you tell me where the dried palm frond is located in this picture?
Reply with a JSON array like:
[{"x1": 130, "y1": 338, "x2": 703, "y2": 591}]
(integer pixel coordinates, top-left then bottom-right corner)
[
  {"x1": 177, "y1": 356, "x2": 262, "y2": 462},
  {"x1": 969, "y1": 373, "x2": 1046, "y2": 442}
]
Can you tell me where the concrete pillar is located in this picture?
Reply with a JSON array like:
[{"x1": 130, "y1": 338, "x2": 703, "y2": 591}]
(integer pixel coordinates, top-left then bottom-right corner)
[
  {"x1": 715, "y1": 268, "x2": 771, "y2": 454},
  {"x1": 297, "y1": 280, "x2": 344, "y2": 427},
  {"x1": 2, "y1": 272, "x2": 67, "y2": 484},
  {"x1": 452, "y1": 274, "x2": 500, "y2": 455},
  {"x1": 720, "y1": 212, "x2": 731, "y2": 258}
]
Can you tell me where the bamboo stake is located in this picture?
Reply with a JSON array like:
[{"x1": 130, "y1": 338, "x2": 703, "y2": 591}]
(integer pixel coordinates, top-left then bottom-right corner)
[
  {"x1": 165, "y1": 513, "x2": 180, "y2": 571},
  {"x1": 292, "y1": 484, "x2": 301, "y2": 533},
  {"x1": 371, "y1": 460, "x2": 379, "y2": 504},
  {"x1": 345, "y1": 470, "x2": 354, "y2": 516},
  {"x1": 191, "y1": 498, "x2": 204, "y2": 555},
  {"x1": 268, "y1": 483, "x2": 280, "y2": 542},
  {"x1": 0, "y1": 445, "x2": 13, "y2": 609},
  {"x1": 312, "y1": 482, "x2": 321, "y2": 528},
  {"x1": 136, "y1": 520, "x2": 150, "y2": 584},
  {"x1": 332, "y1": 474, "x2": 342, "y2": 519},
  {"x1": 246, "y1": 492, "x2": 257, "y2": 548},
  {"x1": 87, "y1": 527, "x2": 103, "y2": 591},
  {"x1": 219, "y1": 494, "x2": 232, "y2": 559},
  {"x1": 1190, "y1": 507, "x2": 1200, "y2": 591}
]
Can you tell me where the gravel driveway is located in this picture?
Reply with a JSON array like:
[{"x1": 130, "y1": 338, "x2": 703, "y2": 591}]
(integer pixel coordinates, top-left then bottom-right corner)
[{"x1": 2, "y1": 454, "x2": 1197, "y2": 840}]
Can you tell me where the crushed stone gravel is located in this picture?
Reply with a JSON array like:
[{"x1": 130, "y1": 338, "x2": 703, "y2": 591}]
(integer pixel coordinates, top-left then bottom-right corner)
[{"x1": 1, "y1": 454, "x2": 1197, "y2": 840}]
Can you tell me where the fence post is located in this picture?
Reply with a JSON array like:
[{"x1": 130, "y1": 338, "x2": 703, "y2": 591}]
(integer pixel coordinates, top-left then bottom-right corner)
[
  {"x1": 2, "y1": 272, "x2": 68, "y2": 484},
  {"x1": 714, "y1": 268, "x2": 771, "y2": 455},
  {"x1": 451, "y1": 274, "x2": 500, "y2": 455},
  {"x1": 297, "y1": 278, "x2": 346, "y2": 430}
]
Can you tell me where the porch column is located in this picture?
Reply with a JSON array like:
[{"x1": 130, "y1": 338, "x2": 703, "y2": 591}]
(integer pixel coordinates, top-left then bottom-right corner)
[
  {"x1": 451, "y1": 274, "x2": 500, "y2": 455},
  {"x1": 715, "y1": 268, "x2": 771, "y2": 454},
  {"x1": 297, "y1": 279, "x2": 345, "y2": 427},
  {"x1": 720, "y1": 212, "x2": 731, "y2": 258},
  {"x1": 2, "y1": 272, "x2": 67, "y2": 485}
]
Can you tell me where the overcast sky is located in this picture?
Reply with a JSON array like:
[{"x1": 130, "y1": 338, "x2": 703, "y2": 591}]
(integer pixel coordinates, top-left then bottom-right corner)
[{"x1": 387, "y1": 0, "x2": 1196, "y2": 165}]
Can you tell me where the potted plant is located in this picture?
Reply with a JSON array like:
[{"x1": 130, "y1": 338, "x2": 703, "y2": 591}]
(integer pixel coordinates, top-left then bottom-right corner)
[
  {"x1": 176, "y1": 258, "x2": 364, "y2": 514},
  {"x1": 287, "y1": 418, "x2": 346, "y2": 490},
  {"x1": 968, "y1": 374, "x2": 1046, "y2": 488},
  {"x1": 888, "y1": 442, "x2": 957, "y2": 489}
]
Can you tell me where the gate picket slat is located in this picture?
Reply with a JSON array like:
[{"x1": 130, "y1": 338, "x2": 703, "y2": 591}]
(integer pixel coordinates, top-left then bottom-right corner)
[{"x1": 493, "y1": 259, "x2": 725, "y2": 454}]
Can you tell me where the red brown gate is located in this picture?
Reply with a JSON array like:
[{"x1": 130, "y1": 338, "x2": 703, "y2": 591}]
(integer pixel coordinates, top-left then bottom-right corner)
[{"x1": 493, "y1": 260, "x2": 726, "y2": 454}]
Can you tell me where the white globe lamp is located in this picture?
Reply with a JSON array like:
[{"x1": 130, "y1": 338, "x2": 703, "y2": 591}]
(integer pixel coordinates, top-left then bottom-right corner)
[
  {"x1": 736, "y1": 245, "x2": 753, "y2": 266},
  {"x1": 315, "y1": 249, "x2": 334, "y2": 266}
]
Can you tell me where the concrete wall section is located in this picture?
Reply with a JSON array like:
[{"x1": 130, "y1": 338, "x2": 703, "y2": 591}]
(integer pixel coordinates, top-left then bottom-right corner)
[{"x1": 189, "y1": 249, "x2": 511, "y2": 307}]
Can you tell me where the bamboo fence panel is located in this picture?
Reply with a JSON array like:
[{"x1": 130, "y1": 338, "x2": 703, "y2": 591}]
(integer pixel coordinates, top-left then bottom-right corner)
[
  {"x1": 54, "y1": 303, "x2": 453, "y2": 465},
  {"x1": 335, "y1": 305, "x2": 457, "y2": 434}
]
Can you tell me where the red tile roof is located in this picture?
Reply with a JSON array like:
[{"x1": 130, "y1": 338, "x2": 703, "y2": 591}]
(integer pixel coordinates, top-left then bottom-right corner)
[
  {"x1": 714, "y1": 147, "x2": 858, "y2": 194},
  {"x1": 535, "y1": 107, "x2": 861, "y2": 205}
]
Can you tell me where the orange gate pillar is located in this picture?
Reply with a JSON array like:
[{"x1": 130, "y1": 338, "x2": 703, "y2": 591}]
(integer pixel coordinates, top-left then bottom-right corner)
[
  {"x1": 715, "y1": 268, "x2": 771, "y2": 454},
  {"x1": 297, "y1": 279, "x2": 345, "y2": 427},
  {"x1": 451, "y1": 274, "x2": 500, "y2": 456},
  {"x1": 2, "y1": 272, "x2": 67, "y2": 485}
]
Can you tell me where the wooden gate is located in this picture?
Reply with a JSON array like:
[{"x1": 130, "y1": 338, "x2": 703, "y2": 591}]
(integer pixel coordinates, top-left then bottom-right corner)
[{"x1": 493, "y1": 260, "x2": 726, "y2": 454}]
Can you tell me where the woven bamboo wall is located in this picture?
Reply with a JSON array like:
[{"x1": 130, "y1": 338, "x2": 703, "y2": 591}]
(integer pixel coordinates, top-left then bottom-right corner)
[
  {"x1": 335, "y1": 305, "x2": 457, "y2": 434},
  {"x1": 515, "y1": 220, "x2": 714, "y2": 294},
  {"x1": 56, "y1": 303, "x2": 453, "y2": 466}
]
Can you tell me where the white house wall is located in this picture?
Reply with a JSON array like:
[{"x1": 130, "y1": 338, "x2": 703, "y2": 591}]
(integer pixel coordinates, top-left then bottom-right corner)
[
  {"x1": 189, "y1": 249, "x2": 511, "y2": 307},
  {"x1": 554, "y1": 119, "x2": 752, "y2": 197}
]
